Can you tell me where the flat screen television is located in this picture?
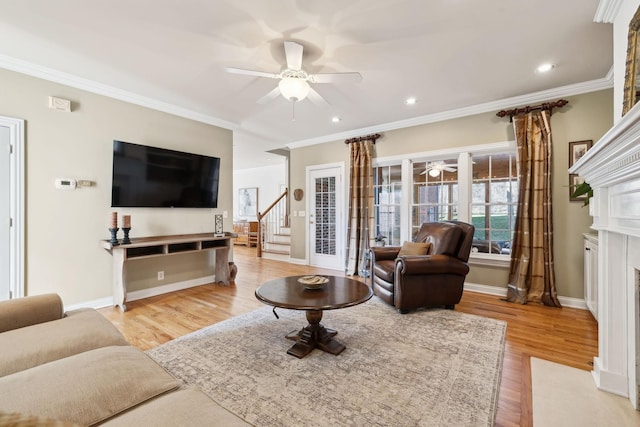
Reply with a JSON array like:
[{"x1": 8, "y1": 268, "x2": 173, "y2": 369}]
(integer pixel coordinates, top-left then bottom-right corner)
[{"x1": 111, "y1": 140, "x2": 220, "y2": 208}]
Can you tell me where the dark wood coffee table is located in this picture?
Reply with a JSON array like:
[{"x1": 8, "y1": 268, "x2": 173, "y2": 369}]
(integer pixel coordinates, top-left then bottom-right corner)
[{"x1": 255, "y1": 275, "x2": 373, "y2": 358}]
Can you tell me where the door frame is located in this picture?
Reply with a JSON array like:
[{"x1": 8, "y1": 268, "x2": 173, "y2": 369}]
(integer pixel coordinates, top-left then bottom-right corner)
[
  {"x1": 305, "y1": 162, "x2": 345, "y2": 270},
  {"x1": 1, "y1": 116, "x2": 25, "y2": 299}
]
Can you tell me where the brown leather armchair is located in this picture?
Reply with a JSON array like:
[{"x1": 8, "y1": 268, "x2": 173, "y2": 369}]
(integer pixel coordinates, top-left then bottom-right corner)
[{"x1": 369, "y1": 221, "x2": 475, "y2": 313}]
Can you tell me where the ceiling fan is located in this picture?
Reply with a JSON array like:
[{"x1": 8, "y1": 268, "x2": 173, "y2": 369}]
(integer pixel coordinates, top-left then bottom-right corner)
[
  {"x1": 225, "y1": 41, "x2": 362, "y2": 106},
  {"x1": 420, "y1": 161, "x2": 458, "y2": 177}
]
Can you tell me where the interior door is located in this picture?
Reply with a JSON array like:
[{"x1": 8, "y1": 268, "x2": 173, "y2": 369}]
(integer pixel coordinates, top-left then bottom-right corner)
[
  {"x1": 308, "y1": 166, "x2": 343, "y2": 270},
  {"x1": 0, "y1": 125, "x2": 11, "y2": 300}
]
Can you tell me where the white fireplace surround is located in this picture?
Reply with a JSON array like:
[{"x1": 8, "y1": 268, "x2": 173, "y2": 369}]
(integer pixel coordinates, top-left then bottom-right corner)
[{"x1": 569, "y1": 102, "x2": 640, "y2": 410}]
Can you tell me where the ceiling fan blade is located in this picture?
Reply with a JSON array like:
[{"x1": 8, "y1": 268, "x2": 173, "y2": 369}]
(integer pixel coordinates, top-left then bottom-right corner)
[
  {"x1": 307, "y1": 87, "x2": 329, "y2": 106},
  {"x1": 284, "y1": 41, "x2": 304, "y2": 71},
  {"x1": 256, "y1": 86, "x2": 282, "y2": 105},
  {"x1": 443, "y1": 167, "x2": 457, "y2": 172},
  {"x1": 225, "y1": 67, "x2": 279, "y2": 79},
  {"x1": 420, "y1": 167, "x2": 434, "y2": 175},
  {"x1": 310, "y1": 72, "x2": 362, "y2": 84}
]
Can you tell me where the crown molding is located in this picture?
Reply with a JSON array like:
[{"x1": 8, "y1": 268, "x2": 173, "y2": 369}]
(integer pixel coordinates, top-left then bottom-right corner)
[
  {"x1": 0, "y1": 53, "x2": 613, "y2": 150},
  {"x1": 0, "y1": 54, "x2": 238, "y2": 131},
  {"x1": 594, "y1": 0, "x2": 623, "y2": 23},
  {"x1": 286, "y1": 76, "x2": 614, "y2": 150}
]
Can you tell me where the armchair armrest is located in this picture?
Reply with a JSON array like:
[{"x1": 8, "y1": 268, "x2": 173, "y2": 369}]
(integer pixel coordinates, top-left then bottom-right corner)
[
  {"x1": 396, "y1": 254, "x2": 470, "y2": 276},
  {"x1": 0, "y1": 294, "x2": 64, "y2": 333},
  {"x1": 370, "y1": 246, "x2": 401, "y2": 263}
]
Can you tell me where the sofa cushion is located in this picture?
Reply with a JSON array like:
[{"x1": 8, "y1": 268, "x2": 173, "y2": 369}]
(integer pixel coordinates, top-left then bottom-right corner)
[
  {"x1": 397, "y1": 241, "x2": 431, "y2": 256},
  {"x1": 0, "y1": 293, "x2": 63, "y2": 333},
  {"x1": 0, "y1": 346, "x2": 179, "y2": 426},
  {"x1": 0, "y1": 410, "x2": 82, "y2": 426},
  {"x1": 100, "y1": 388, "x2": 251, "y2": 427},
  {"x1": 0, "y1": 308, "x2": 129, "y2": 377}
]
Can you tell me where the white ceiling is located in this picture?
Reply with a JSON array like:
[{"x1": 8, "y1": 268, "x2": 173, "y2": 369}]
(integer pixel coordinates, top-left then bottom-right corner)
[{"x1": 0, "y1": 0, "x2": 612, "y2": 170}]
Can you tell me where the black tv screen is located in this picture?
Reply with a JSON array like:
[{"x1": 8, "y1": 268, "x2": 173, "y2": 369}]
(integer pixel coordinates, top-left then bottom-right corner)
[{"x1": 111, "y1": 140, "x2": 220, "y2": 208}]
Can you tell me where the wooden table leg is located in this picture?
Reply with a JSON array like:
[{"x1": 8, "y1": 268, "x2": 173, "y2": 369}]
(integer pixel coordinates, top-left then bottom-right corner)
[{"x1": 286, "y1": 310, "x2": 346, "y2": 358}]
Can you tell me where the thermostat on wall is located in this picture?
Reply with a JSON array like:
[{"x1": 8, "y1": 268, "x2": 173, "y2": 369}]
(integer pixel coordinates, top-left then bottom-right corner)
[{"x1": 55, "y1": 178, "x2": 77, "y2": 190}]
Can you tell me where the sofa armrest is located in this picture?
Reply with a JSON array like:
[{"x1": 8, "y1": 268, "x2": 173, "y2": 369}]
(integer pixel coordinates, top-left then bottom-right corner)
[
  {"x1": 370, "y1": 246, "x2": 401, "y2": 263},
  {"x1": 0, "y1": 294, "x2": 64, "y2": 333},
  {"x1": 396, "y1": 254, "x2": 470, "y2": 276}
]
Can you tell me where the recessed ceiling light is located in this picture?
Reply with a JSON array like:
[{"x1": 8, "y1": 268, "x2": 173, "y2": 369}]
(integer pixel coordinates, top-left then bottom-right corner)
[
  {"x1": 331, "y1": 116, "x2": 341, "y2": 123},
  {"x1": 405, "y1": 97, "x2": 417, "y2": 105},
  {"x1": 536, "y1": 63, "x2": 555, "y2": 73}
]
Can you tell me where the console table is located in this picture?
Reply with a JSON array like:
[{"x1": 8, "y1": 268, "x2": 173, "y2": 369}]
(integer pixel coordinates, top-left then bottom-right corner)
[{"x1": 101, "y1": 233, "x2": 234, "y2": 312}]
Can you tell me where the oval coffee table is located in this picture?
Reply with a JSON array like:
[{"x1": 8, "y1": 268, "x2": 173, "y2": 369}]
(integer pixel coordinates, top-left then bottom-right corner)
[{"x1": 255, "y1": 275, "x2": 373, "y2": 358}]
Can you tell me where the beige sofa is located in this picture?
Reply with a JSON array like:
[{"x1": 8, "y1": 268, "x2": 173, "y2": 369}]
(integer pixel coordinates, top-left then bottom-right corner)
[{"x1": 0, "y1": 294, "x2": 249, "y2": 426}]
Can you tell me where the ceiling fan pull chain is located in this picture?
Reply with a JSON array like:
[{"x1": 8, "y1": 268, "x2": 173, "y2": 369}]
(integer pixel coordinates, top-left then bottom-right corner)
[{"x1": 291, "y1": 101, "x2": 296, "y2": 121}]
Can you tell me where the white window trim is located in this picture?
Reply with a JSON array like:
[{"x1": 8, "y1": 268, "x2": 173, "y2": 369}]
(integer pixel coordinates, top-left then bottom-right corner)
[{"x1": 372, "y1": 141, "x2": 516, "y2": 266}]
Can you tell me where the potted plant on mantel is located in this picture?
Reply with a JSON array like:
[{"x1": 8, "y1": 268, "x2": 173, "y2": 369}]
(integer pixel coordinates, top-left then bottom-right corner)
[{"x1": 570, "y1": 181, "x2": 593, "y2": 207}]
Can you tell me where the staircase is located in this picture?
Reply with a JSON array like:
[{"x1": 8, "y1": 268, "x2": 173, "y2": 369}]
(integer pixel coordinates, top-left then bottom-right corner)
[
  {"x1": 257, "y1": 188, "x2": 290, "y2": 260},
  {"x1": 262, "y1": 226, "x2": 291, "y2": 261}
]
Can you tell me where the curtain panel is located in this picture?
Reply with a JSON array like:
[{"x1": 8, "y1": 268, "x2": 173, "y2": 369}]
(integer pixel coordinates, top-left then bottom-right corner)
[
  {"x1": 345, "y1": 139, "x2": 374, "y2": 276},
  {"x1": 507, "y1": 110, "x2": 561, "y2": 307}
]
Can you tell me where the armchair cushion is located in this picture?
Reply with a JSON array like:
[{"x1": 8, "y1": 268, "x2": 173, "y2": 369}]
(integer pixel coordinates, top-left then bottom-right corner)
[{"x1": 397, "y1": 241, "x2": 431, "y2": 256}]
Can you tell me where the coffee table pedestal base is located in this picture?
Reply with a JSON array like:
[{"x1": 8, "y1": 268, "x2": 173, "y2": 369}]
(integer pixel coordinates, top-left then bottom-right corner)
[{"x1": 285, "y1": 310, "x2": 345, "y2": 358}]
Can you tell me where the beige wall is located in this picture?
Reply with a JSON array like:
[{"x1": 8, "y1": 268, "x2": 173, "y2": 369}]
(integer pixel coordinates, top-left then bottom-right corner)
[
  {"x1": 290, "y1": 89, "x2": 613, "y2": 299},
  {"x1": 0, "y1": 68, "x2": 233, "y2": 305}
]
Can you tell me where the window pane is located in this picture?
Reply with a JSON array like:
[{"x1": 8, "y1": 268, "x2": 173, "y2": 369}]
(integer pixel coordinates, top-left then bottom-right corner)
[
  {"x1": 373, "y1": 164, "x2": 402, "y2": 247},
  {"x1": 410, "y1": 158, "x2": 458, "y2": 232},
  {"x1": 470, "y1": 152, "x2": 517, "y2": 255}
]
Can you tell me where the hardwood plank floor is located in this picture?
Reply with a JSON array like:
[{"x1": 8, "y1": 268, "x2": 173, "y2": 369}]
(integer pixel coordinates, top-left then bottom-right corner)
[{"x1": 99, "y1": 245, "x2": 598, "y2": 427}]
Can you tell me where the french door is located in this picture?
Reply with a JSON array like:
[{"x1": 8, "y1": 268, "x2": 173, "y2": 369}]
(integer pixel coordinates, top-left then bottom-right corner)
[{"x1": 307, "y1": 164, "x2": 344, "y2": 270}]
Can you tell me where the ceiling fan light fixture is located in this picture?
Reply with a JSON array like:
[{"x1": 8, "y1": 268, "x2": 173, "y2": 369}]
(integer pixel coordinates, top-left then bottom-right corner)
[
  {"x1": 428, "y1": 168, "x2": 441, "y2": 177},
  {"x1": 279, "y1": 77, "x2": 310, "y2": 102}
]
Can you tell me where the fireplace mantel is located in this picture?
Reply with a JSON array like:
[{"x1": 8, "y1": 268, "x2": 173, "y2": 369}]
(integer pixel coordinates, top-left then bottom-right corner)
[{"x1": 570, "y1": 103, "x2": 640, "y2": 410}]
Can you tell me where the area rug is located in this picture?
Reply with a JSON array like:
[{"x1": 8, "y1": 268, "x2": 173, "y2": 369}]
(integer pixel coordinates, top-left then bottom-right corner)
[
  {"x1": 531, "y1": 357, "x2": 640, "y2": 427},
  {"x1": 146, "y1": 297, "x2": 506, "y2": 426}
]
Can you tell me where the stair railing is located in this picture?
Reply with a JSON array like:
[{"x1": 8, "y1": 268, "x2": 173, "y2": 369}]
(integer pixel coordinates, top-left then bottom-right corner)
[{"x1": 256, "y1": 188, "x2": 289, "y2": 257}]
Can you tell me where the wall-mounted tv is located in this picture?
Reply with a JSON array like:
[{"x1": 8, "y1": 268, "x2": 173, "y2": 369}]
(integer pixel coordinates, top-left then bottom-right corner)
[{"x1": 111, "y1": 140, "x2": 220, "y2": 208}]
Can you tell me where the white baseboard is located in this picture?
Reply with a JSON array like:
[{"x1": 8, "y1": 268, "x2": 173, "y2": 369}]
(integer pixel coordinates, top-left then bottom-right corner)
[
  {"x1": 127, "y1": 275, "x2": 215, "y2": 302},
  {"x1": 65, "y1": 275, "x2": 215, "y2": 311},
  {"x1": 67, "y1": 276, "x2": 587, "y2": 312},
  {"x1": 65, "y1": 296, "x2": 114, "y2": 311},
  {"x1": 463, "y1": 282, "x2": 588, "y2": 310},
  {"x1": 288, "y1": 257, "x2": 307, "y2": 265}
]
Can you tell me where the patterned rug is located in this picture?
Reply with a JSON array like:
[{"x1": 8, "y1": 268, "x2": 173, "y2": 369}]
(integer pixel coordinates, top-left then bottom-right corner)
[{"x1": 146, "y1": 297, "x2": 506, "y2": 426}]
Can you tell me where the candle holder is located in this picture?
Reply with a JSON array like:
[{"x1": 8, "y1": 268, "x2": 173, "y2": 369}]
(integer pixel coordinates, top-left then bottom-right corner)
[
  {"x1": 122, "y1": 227, "x2": 131, "y2": 244},
  {"x1": 109, "y1": 227, "x2": 120, "y2": 246}
]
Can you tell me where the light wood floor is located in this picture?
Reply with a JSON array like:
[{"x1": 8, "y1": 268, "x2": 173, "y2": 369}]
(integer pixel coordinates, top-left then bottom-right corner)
[{"x1": 99, "y1": 245, "x2": 598, "y2": 427}]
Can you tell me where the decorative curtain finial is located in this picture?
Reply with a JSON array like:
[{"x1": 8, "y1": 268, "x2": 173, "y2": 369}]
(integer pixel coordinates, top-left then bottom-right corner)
[
  {"x1": 344, "y1": 133, "x2": 381, "y2": 144},
  {"x1": 496, "y1": 99, "x2": 569, "y2": 121}
]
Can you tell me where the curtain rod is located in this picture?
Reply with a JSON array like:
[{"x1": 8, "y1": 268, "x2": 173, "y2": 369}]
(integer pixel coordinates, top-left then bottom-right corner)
[
  {"x1": 496, "y1": 99, "x2": 569, "y2": 121},
  {"x1": 344, "y1": 133, "x2": 381, "y2": 144}
]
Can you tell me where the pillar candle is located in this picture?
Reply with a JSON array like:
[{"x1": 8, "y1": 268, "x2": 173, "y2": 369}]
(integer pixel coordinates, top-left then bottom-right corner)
[
  {"x1": 110, "y1": 212, "x2": 117, "y2": 229},
  {"x1": 123, "y1": 215, "x2": 131, "y2": 228}
]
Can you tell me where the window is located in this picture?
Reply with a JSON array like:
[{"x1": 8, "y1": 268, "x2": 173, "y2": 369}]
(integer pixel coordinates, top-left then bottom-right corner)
[
  {"x1": 471, "y1": 153, "x2": 517, "y2": 255},
  {"x1": 370, "y1": 142, "x2": 517, "y2": 265},
  {"x1": 411, "y1": 159, "x2": 458, "y2": 238},
  {"x1": 373, "y1": 164, "x2": 402, "y2": 246}
]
